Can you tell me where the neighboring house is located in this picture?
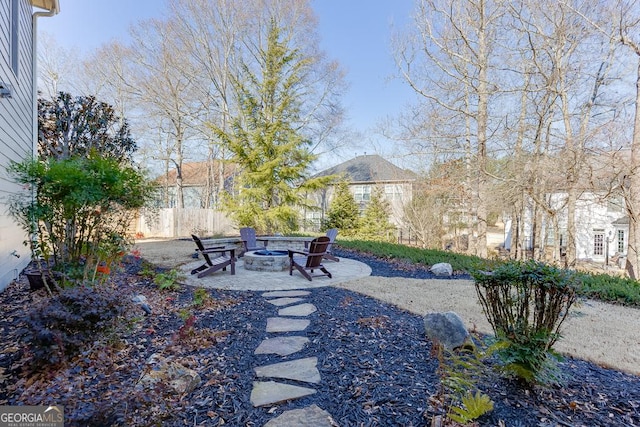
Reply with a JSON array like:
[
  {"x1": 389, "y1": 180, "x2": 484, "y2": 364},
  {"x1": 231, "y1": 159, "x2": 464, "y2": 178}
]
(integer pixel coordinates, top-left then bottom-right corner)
[
  {"x1": 0, "y1": 0, "x2": 59, "y2": 291},
  {"x1": 310, "y1": 154, "x2": 417, "y2": 230},
  {"x1": 158, "y1": 160, "x2": 237, "y2": 208},
  {"x1": 506, "y1": 152, "x2": 631, "y2": 266},
  {"x1": 506, "y1": 192, "x2": 629, "y2": 266}
]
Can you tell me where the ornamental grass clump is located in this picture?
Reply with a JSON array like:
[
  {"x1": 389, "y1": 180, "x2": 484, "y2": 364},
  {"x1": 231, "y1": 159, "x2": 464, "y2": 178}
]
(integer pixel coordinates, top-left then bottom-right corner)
[{"x1": 472, "y1": 261, "x2": 579, "y2": 385}]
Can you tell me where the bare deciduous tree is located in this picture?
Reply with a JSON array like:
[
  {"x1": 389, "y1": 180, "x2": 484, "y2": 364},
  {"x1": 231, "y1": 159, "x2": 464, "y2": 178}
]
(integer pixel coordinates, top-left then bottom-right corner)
[{"x1": 394, "y1": 0, "x2": 508, "y2": 257}]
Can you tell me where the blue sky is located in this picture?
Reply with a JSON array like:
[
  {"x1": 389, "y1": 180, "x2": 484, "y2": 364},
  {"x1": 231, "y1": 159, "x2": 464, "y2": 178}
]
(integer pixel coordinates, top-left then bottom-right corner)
[{"x1": 38, "y1": 0, "x2": 418, "y2": 164}]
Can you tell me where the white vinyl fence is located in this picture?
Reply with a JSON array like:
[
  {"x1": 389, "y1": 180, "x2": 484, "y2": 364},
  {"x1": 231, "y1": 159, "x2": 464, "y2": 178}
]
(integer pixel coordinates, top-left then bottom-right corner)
[{"x1": 133, "y1": 208, "x2": 236, "y2": 238}]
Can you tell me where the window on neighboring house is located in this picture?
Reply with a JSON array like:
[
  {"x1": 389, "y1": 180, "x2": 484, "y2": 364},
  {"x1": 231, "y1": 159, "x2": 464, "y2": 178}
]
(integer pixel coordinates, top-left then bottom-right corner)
[
  {"x1": 593, "y1": 230, "x2": 604, "y2": 256},
  {"x1": 617, "y1": 229, "x2": 625, "y2": 253},
  {"x1": 11, "y1": 0, "x2": 20, "y2": 76},
  {"x1": 305, "y1": 211, "x2": 322, "y2": 231},
  {"x1": 384, "y1": 184, "x2": 403, "y2": 201},
  {"x1": 353, "y1": 185, "x2": 371, "y2": 202}
]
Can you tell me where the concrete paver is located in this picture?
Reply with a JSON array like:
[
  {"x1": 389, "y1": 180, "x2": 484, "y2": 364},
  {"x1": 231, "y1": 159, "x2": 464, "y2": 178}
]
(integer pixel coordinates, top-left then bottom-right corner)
[{"x1": 180, "y1": 257, "x2": 371, "y2": 291}]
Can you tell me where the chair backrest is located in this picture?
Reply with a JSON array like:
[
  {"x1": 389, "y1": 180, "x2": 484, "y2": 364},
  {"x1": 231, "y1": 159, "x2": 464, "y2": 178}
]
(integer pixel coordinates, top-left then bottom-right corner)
[
  {"x1": 305, "y1": 236, "x2": 330, "y2": 268},
  {"x1": 325, "y1": 228, "x2": 338, "y2": 245},
  {"x1": 240, "y1": 227, "x2": 257, "y2": 246},
  {"x1": 192, "y1": 234, "x2": 213, "y2": 265}
]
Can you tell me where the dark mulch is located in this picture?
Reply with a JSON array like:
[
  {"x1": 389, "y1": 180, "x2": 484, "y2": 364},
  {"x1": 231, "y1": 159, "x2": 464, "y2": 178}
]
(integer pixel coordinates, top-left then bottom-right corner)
[{"x1": 0, "y1": 250, "x2": 638, "y2": 426}]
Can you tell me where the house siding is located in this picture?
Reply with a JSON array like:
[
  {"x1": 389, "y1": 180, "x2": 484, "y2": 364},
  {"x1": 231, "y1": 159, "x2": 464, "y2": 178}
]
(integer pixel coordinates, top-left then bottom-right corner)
[{"x1": 0, "y1": 0, "x2": 34, "y2": 290}]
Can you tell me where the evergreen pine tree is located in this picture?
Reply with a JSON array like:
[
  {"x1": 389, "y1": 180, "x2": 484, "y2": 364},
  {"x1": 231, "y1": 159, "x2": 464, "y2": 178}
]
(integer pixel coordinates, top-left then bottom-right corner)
[
  {"x1": 324, "y1": 180, "x2": 360, "y2": 233},
  {"x1": 213, "y1": 20, "x2": 330, "y2": 234},
  {"x1": 359, "y1": 187, "x2": 396, "y2": 242}
]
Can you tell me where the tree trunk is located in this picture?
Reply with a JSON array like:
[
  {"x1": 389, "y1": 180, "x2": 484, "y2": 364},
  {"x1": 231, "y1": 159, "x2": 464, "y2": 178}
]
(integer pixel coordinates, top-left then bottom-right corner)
[{"x1": 625, "y1": 59, "x2": 640, "y2": 279}]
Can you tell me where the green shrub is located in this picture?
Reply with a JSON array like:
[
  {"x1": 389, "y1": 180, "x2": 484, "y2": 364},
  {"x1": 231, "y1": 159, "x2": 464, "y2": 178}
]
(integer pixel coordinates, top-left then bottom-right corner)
[
  {"x1": 472, "y1": 261, "x2": 579, "y2": 385},
  {"x1": 25, "y1": 285, "x2": 129, "y2": 365},
  {"x1": 336, "y1": 238, "x2": 493, "y2": 272},
  {"x1": 577, "y1": 272, "x2": 640, "y2": 305},
  {"x1": 192, "y1": 288, "x2": 211, "y2": 307},
  {"x1": 7, "y1": 155, "x2": 156, "y2": 288},
  {"x1": 154, "y1": 270, "x2": 183, "y2": 291}
]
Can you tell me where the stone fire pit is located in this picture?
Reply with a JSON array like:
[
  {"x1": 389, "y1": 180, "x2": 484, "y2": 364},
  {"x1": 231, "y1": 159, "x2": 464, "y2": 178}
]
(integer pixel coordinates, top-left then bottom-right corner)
[{"x1": 243, "y1": 250, "x2": 290, "y2": 272}]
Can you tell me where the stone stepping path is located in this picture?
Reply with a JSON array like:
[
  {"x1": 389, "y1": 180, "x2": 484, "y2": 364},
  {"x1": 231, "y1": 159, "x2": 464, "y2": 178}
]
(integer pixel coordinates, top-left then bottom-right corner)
[
  {"x1": 254, "y1": 336, "x2": 309, "y2": 356},
  {"x1": 263, "y1": 404, "x2": 337, "y2": 427},
  {"x1": 278, "y1": 303, "x2": 317, "y2": 317},
  {"x1": 250, "y1": 289, "x2": 338, "y2": 426},
  {"x1": 266, "y1": 317, "x2": 310, "y2": 333},
  {"x1": 266, "y1": 297, "x2": 305, "y2": 306},
  {"x1": 250, "y1": 381, "x2": 316, "y2": 407}
]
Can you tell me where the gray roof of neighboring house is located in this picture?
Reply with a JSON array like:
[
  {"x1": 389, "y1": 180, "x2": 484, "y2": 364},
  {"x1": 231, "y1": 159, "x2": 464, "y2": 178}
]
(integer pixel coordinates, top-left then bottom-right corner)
[{"x1": 315, "y1": 154, "x2": 417, "y2": 183}]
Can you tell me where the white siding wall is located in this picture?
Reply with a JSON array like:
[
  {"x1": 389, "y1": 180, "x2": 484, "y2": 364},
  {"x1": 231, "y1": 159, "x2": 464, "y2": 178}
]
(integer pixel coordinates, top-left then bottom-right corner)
[{"x1": 0, "y1": 0, "x2": 34, "y2": 290}]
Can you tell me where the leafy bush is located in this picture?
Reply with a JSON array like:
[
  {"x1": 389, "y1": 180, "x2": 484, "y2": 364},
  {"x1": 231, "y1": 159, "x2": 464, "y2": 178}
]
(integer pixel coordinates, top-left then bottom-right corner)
[
  {"x1": 154, "y1": 270, "x2": 183, "y2": 291},
  {"x1": 7, "y1": 155, "x2": 156, "y2": 288},
  {"x1": 25, "y1": 285, "x2": 130, "y2": 365},
  {"x1": 192, "y1": 288, "x2": 211, "y2": 307},
  {"x1": 472, "y1": 261, "x2": 579, "y2": 385}
]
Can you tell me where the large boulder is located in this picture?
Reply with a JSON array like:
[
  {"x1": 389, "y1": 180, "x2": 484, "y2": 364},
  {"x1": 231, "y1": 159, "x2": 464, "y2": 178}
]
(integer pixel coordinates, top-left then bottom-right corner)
[
  {"x1": 430, "y1": 262, "x2": 453, "y2": 277},
  {"x1": 136, "y1": 353, "x2": 201, "y2": 394},
  {"x1": 423, "y1": 311, "x2": 471, "y2": 350}
]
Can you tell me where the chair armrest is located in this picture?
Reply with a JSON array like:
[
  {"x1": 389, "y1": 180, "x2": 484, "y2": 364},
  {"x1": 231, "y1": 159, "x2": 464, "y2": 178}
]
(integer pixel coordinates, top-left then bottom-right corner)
[
  {"x1": 287, "y1": 249, "x2": 307, "y2": 257},
  {"x1": 198, "y1": 245, "x2": 224, "y2": 252},
  {"x1": 256, "y1": 238, "x2": 269, "y2": 247},
  {"x1": 202, "y1": 247, "x2": 234, "y2": 257}
]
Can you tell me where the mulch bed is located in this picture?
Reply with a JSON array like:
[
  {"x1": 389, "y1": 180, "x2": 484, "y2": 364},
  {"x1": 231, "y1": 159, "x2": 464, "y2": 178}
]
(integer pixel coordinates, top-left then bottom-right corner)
[{"x1": 0, "y1": 250, "x2": 638, "y2": 426}]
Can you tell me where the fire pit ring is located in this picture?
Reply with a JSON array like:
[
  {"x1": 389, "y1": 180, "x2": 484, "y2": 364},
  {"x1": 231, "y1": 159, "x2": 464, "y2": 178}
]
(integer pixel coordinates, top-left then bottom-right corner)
[
  {"x1": 244, "y1": 250, "x2": 290, "y2": 271},
  {"x1": 253, "y1": 250, "x2": 288, "y2": 256}
]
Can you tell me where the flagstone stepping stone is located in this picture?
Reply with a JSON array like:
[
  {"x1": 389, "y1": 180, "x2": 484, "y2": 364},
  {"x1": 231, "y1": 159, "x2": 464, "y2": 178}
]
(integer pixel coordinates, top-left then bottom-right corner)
[
  {"x1": 263, "y1": 404, "x2": 337, "y2": 427},
  {"x1": 278, "y1": 303, "x2": 317, "y2": 317},
  {"x1": 250, "y1": 381, "x2": 316, "y2": 407},
  {"x1": 262, "y1": 290, "x2": 311, "y2": 298},
  {"x1": 254, "y1": 336, "x2": 310, "y2": 356},
  {"x1": 266, "y1": 297, "x2": 305, "y2": 306},
  {"x1": 254, "y1": 357, "x2": 321, "y2": 384},
  {"x1": 266, "y1": 317, "x2": 310, "y2": 333}
]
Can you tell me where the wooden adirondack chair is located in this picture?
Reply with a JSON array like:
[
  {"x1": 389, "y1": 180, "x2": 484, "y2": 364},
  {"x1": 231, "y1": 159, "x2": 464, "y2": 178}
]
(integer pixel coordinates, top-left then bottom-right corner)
[
  {"x1": 289, "y1": 236, "x2": 332, "y2": 281},
  {"x1": 190, "y1": 234, "x2": 236, "y2": 278},
  {"x1": 240, "y1": 227, "x2": 268, "y2": 253},
  {"x1": 304, "y1": 228, "x2": 340, "y2": 262}
]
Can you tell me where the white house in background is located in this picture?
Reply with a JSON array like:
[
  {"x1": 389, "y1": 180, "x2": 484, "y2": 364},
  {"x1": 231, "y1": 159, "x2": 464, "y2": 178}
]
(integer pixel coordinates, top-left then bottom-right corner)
[
  {"x1": 0, "y1": 0, "x2": 59, "y2": 291},
  {"x1": 310, "y1": 154, "x2": 417, "y2": 230},
  {"x1": 506, "y1": 192, "x2": 629, "y2": 266},
  {"x1": 506, "y1": 152, "x2": 631, "y2": 266}
]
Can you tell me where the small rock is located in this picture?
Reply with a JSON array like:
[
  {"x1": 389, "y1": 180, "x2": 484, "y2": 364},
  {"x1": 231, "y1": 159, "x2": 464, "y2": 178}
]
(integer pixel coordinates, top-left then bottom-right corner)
[
  {"x1": 430, "y1": 263, "x2": 453, "y2": 276},
  {"x1": 424, "y1": 311, "x2": 471, "y2": 350},
  {"x1": 132, "y1": 294, "x2": 152, "y2": 315},
  {"x1": 137, "y1": 353, "x2": 201, "y2": 394}
]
